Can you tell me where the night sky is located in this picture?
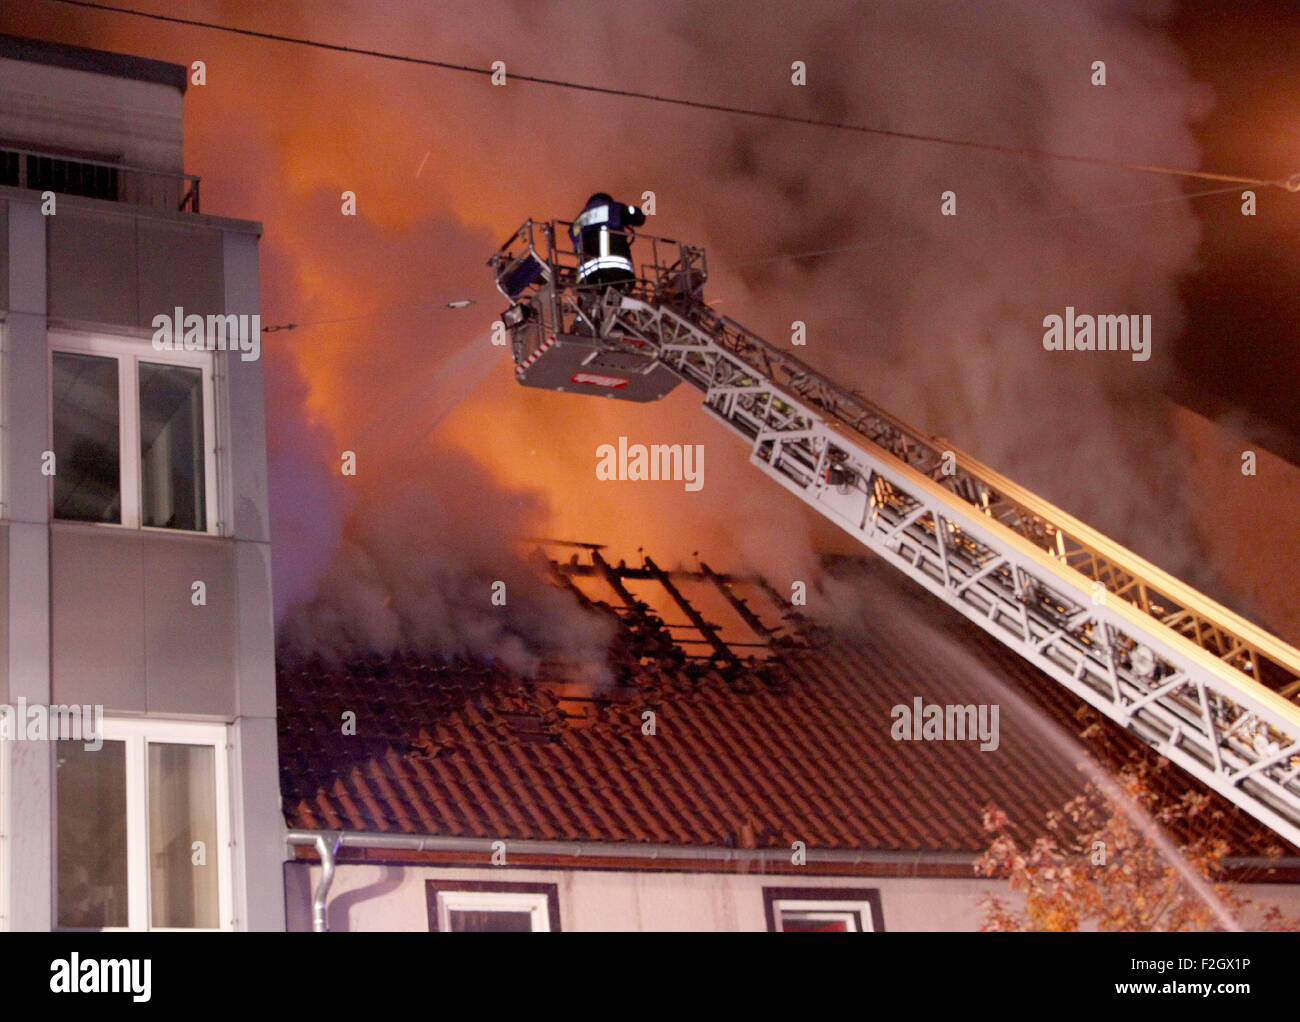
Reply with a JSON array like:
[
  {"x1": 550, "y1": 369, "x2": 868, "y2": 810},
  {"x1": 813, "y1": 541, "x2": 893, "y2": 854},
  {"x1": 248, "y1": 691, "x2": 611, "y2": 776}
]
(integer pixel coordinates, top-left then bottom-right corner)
[{"x1": 1170, "y1": 0, "x2": 1300, "y2": 458}]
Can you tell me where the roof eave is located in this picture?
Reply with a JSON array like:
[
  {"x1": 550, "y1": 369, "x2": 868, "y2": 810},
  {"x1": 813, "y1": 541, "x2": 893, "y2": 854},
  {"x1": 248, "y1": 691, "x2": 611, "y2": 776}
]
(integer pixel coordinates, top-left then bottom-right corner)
[{"x1": 0, "y1": 33, "x2": 189, "y2": 93}]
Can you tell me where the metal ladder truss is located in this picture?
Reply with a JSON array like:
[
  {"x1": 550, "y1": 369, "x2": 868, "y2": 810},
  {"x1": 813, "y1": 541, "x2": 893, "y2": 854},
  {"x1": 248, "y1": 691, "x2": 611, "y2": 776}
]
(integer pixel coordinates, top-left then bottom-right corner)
[{"x1": 494, "y1": 220, "x2": 1300, "y2": 846}]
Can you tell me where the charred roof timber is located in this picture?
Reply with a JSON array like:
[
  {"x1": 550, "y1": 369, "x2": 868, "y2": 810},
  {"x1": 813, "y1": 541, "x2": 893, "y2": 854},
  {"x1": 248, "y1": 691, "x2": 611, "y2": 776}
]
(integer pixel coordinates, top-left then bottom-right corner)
[{"x1": 547, "y1": 546, "x2": 804, "y2": 664}]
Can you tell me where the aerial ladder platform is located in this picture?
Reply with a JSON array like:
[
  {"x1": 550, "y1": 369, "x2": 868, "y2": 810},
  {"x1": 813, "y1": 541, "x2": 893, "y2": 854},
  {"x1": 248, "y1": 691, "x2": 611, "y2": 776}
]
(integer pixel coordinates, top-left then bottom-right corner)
[{"x1": 490, "y1": 217, "x2": 1300, "y2": 848}]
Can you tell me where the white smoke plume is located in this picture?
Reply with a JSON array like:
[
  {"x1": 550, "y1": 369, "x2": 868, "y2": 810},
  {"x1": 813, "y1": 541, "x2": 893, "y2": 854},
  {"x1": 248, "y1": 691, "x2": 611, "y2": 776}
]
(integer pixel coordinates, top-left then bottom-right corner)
[
  {"x1": 278, "y1": 446, "x2": 615, "y2": 681},
  {"x1": 638, "y1": 0, "x2": 1220, "y2": 594},
  {"x1": 267, "y1": 0, "x2": 1258, "y2": 658}
]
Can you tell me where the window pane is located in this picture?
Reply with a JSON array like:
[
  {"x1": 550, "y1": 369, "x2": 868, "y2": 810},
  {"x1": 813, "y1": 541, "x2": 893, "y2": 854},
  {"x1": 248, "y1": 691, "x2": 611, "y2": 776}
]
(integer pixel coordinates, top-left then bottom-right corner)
[
  {"x1": 25, "y1": 153, "x2": 119, "y2": 202},
  {"x1": 52, "y1": 351, "x2": 121, "y2": 523},
  {"x1": 449, "y1": 909, "x2": 535, "y2": 932},
  {"x1": 56, "y1": 740, "x2": 128, "y2": 928},
  {"x1": 139, "y1": 363, "x2": 206, "y2": 531},
  {"x1": 778, "y1": 909, "x2": 864, "y2": 932},
  {"x1": 781, "y1": 915, "x2": 852, "y2": 932},
  {"x1": 148, "y1": 742, "x2": 219, "y2": 928},
  {"x1": 0, "y1": 149, "x2": 18, "y2": 187}
]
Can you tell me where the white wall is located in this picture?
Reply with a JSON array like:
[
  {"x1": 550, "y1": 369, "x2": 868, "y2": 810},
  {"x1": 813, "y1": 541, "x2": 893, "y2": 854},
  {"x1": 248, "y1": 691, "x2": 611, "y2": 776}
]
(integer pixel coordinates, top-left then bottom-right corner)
[
  {"x1": 287, "y1": 860, "x2": 1300, "y2": 932},
  {"x1": 288, "y1": 861, "x2": 992, "y2": 932}
]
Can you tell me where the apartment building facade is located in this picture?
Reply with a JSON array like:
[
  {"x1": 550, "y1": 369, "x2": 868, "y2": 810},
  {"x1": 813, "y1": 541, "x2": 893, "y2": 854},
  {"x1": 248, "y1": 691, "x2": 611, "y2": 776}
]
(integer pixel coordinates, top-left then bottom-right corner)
[{"x1": 0, "y1": 34, "x2": 282, "y2": 931}]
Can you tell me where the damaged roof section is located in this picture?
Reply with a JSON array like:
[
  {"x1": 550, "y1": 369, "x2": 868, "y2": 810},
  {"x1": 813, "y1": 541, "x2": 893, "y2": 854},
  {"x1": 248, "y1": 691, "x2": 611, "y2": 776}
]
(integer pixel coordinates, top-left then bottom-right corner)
[
  {"x1": 278, "y1": 544, "x2": 1295, "y2": 866},
  {"x1": 545, "y1": 542, "x2": 805, "y2": 665}
]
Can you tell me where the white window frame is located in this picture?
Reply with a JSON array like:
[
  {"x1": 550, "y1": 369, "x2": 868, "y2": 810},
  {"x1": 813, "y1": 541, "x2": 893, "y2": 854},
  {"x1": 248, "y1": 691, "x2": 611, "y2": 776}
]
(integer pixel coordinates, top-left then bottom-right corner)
[
  {"x1": 48, "y1": 330, "x2": 219, "y2": 534},
  {"x1": 55, "y1": 718, "x2": 234, "y2": 932},
  {"x1": 434, "y1": 889, "x2": 553, "y2": 933},
  {"x1": 0, "y1": 735, "x2": 8, "y2": 932},
  {"x1": 771, "y1": 898, "x2": 877, "y2": 932}
]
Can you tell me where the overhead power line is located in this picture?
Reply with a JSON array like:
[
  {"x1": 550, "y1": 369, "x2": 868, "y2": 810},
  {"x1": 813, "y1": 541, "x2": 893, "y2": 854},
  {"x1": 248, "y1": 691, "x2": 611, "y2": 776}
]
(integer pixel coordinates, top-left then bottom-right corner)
[
  {"x1": 726, "y1": 182, "x2": 1251, "y2": 269},
  {"x1": 45, "y1": 0, "x2": 1300, "y2": 191}
]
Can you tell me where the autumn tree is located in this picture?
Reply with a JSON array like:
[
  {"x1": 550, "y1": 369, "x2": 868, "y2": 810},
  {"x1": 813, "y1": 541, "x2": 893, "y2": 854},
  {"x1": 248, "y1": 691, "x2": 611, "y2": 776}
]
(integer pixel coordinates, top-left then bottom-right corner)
[{"x1": 975, "y1": 756, "x2": 1297, "y2": 932}]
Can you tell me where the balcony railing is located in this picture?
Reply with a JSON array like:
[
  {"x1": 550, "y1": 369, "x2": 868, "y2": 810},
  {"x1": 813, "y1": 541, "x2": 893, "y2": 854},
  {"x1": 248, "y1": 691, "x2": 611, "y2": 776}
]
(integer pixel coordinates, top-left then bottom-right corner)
[{"x1": 0, "y1": 145, "x2": 200, "y2": 213}]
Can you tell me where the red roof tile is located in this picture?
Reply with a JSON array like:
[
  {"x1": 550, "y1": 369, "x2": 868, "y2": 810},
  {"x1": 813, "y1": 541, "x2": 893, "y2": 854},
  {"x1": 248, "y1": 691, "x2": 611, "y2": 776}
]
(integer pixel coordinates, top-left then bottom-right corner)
[{"x1": 278, "y1": 551, "x2": 1293, "y2": 859}]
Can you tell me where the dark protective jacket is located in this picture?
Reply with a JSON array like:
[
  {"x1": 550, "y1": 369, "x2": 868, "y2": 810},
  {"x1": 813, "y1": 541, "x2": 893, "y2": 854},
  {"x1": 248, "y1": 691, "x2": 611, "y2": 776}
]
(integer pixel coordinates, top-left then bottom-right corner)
[{"x1": 571, "y1": 193, "x2": 646, "y2": 286}]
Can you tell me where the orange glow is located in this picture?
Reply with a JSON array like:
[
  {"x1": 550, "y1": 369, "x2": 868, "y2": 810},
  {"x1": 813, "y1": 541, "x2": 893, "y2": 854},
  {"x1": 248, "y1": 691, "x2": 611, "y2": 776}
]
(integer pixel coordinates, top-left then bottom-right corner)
[
  {"x1": 5, "y1": 7, "x2": 1290, "y2": 640},
  {"x1": 1174, "y1": 407, "x2": 1300, "y2": 644}
]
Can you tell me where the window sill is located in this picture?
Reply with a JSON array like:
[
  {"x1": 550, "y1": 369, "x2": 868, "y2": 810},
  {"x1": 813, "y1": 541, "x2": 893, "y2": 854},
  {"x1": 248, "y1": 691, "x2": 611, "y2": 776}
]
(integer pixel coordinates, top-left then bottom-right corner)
[{"x1": 50, "y1": 519, "x2": 227, "y2": 543}]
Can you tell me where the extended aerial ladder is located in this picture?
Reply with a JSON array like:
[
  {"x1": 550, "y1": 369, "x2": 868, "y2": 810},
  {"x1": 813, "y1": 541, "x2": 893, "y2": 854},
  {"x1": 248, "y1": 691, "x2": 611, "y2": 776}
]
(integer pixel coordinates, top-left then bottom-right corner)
[{"x1": 490, "y1": 218, "x2": 1300, "y2": 847}]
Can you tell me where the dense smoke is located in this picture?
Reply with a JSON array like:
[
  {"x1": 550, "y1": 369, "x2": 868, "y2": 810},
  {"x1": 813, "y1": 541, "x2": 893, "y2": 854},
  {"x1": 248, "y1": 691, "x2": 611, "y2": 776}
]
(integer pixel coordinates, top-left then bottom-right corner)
[
  {"x1": 650, "y1": 0, "x2": 1216, "y2": 590},
  {"x1": 277, "y1": 442, "x2": 615, "y2": 681},
  {"x1": 254, "y1": 0, "x2": 1258, "y2": 655}
]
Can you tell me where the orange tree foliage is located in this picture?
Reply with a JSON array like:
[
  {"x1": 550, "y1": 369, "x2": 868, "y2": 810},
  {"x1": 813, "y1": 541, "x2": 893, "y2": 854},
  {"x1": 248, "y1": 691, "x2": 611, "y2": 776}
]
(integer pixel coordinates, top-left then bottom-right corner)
[{"x1": 974, "y1": 755, "x2": 1299, "y2": 932}]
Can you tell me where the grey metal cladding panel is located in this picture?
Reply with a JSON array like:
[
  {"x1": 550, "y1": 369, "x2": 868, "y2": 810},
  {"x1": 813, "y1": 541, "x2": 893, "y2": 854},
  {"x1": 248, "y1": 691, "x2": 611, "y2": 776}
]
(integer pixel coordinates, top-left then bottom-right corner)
[
  {"x1": 143, "y1": 535, "x2": 235, "y2": 716},
  {"x1": 222, "y1": 231, "x2": 269, "y2": 543},
  {"x1": 50, "y1": 528, "x2": 147, "y2": 712},
  {"x1": 0, "y1": 523, "x2": 8, "y2": 703},
  {"x1": 232, "y1": 539, "x2": 275, "y2": 719},
  {"x1": 230, "y1": 716, "x2": 286, "y2": 930},
  {"x1": 136, "y1": 219, "x2": 224, "y2": 327},
  {"x1": 0, "y1": 201, "x2": 8, "y2": 310},
  {"x1": 225, "y1": 356, "x2": 270, "y2": 542},
  {"x1": 47, "y1": 207, "x2": 138, "y2": 324}
]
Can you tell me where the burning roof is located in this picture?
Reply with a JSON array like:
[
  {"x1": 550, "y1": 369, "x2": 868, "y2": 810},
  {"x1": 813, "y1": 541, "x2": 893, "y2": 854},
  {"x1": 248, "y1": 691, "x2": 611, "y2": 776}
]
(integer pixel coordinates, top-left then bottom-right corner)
[{"x1": 278, "y1": 544, "x2": 1295, "y2": 868}]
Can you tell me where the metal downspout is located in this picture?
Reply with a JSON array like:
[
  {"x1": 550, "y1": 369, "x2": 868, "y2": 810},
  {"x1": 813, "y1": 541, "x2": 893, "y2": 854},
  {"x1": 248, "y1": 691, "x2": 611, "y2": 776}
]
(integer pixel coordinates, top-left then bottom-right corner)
[{"x1": 310, "y1": 832, "x2": 340, "y2": 933}]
